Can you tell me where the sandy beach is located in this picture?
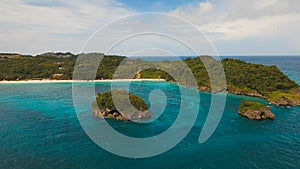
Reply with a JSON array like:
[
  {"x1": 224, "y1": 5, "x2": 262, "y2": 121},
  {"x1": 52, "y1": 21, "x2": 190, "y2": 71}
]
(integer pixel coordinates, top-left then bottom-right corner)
[{"x1": 0, "y1": 79, "x2": 166, "y2": 84}]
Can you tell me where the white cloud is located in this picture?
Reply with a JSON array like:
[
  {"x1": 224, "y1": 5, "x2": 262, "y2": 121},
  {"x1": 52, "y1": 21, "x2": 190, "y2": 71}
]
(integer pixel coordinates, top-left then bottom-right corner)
[
  {"x1": 172, "y1": 1, "x2": 214, "y2": 17},
  {"x1": 169, "y1": 0, "x2": 300, "y2": 55},
  {"x1": 0, "y1": 0, "x2": 134, "y2": 55},
  {"x1": 1, "y1": 0, "x2": 300, "y2": 55}
]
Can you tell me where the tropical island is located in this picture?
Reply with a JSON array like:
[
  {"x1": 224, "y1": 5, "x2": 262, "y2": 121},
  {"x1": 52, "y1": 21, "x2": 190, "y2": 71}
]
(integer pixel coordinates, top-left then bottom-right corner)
[
  {"x1": 92, "y1": 90, "x2": 151, "y2": 121},
  {"x1": 1, "y1": 52, "x2": 299, "y2": 110}
]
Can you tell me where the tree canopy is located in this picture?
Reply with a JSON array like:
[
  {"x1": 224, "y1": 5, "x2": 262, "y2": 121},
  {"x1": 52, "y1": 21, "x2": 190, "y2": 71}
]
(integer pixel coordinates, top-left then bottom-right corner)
[
  {"x1": 95, "y1": 90, "x2": 148, "y2": 111},
  {"x1": 0, "y1": 53, "x2": 298, "y2": 98}
]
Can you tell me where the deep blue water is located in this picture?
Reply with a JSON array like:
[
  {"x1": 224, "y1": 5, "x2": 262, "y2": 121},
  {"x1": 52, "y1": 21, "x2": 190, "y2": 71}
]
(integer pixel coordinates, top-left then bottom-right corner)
[{"x1": 0, "y1": 56, "x2": 299, "y2": 169}]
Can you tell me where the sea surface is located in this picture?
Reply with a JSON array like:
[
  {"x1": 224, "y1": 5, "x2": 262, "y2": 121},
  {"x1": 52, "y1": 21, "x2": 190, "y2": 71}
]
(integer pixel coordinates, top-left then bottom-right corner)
[{"x1": 0, "y1": 56, "x2": 299, "y2": 169}]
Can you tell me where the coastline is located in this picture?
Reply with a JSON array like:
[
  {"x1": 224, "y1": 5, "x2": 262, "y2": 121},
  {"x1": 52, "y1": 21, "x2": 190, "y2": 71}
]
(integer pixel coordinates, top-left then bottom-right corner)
[
  {"x1": 0, "y1": 79, "x2": 166, "y2": 84},
  {"x1": 1, "y1": 78, "x2": 298, "y2": 107}
]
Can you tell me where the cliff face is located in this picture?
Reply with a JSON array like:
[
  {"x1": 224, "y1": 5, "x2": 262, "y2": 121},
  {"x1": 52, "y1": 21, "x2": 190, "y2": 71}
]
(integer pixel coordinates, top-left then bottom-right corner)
[
  {"x1": 239, "y1": 108, "x2": 275, "y2": 120},
  {"x1": 93, "y1": 108, "x2": 151, "y2": 121},
  {"x1": 239, "y1": 100, "x2": 275, "y2": 120},
  {"x1": 227, "y1": 88, "x2": 266, "y2": 98}
]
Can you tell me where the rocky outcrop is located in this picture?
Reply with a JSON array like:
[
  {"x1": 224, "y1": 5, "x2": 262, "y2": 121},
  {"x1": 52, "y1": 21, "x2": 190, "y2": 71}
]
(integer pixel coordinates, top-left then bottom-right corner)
[
  {"x1": 239, "y1": 108, "x2": 275, "y2": 120},
  {"x1": 199, "y1": 86, "x2": 211, "y2": 92},
  {"x1": 93, "y1": 108, "x2": 151, "y2": 121},
  {"x1": 269, "y1": 96, "x2": 300, "y2": 107},
  {"x1": 199, "y1": 86, "x2": 266, "y2": 98},
  {"x1": 93, "y1": 90, "x2": 151, "y2": 121},
  {"x1": 227, "y1": 88, "x2": 266, "y2": 98},
  {"x1": 239, "y1": 100, "x2": 275, "y2": 120}
]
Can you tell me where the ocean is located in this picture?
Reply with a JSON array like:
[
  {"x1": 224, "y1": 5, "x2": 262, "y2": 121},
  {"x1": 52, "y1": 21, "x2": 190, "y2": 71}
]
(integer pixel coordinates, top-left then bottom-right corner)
[{"x1": 0, "y1": 56, "x2": 299, "y2": 169}]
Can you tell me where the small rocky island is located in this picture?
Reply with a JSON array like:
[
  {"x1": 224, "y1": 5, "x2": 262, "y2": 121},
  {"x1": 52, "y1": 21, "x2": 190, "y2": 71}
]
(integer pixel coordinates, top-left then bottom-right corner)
[
  {"x1": 238, "y1": 100, "x2": 275, "y2": 120},
  {"x1": 92, "y1": 90, "x2": 151, "y2": 121}
]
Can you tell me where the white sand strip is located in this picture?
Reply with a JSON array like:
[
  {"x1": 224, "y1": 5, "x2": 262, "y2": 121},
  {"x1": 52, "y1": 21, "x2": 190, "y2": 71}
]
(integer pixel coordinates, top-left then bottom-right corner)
[{"x1": 0, "y1": 79, "x2": 166, "y2": 84}]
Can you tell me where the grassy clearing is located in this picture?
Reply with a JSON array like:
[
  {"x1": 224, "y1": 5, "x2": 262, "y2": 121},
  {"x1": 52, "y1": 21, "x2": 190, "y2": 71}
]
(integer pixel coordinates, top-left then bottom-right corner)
[
  {"x1": 267, "y1": 88, "x2": 300, "y2": 103},
  {"x1": 239, "y1": 100, "x2": 267, "y2": 112}
]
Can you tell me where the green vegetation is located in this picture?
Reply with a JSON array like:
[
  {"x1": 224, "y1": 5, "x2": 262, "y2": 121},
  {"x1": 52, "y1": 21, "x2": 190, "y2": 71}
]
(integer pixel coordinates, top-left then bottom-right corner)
[
  {"x1": 96, "y1": 55, "x2": 126, "y2": 79},
  {"x1": 221, "y1": 58, "x2": 298, "y2": 95},
  {"x1": 95, "y1": 90, "x2": 148, "y2": 111},
  {"x1": 1, "y1": 52, "x2": 299, "y2": 106},
  {"x1": 0, "y1": 53, "x2": 127, "y2": 80},
  {"x1": 267, "y1": 88, "x2": 300, "y2": 106},
  {"x1": 239, "y1": 100, "x2": 267, "y2": 112},
  {"x1": 0, "y1": 53, "x2": 76, "y2": 80},
  {"x1": 140, "y1": 68, "x2": 175, "y2": 81},
  {"x1": 238, "y1": 100, "x2": 275, "y2": 120},
  {"x1": 138, "y1": 56, "x2": 298, "y2": 96}
]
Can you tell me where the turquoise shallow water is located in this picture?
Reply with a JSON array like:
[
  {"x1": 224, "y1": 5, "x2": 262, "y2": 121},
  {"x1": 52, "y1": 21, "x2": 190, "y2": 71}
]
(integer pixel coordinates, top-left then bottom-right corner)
[{"x1": 0, "y1": 57, "x2": 300, "y2": 169}]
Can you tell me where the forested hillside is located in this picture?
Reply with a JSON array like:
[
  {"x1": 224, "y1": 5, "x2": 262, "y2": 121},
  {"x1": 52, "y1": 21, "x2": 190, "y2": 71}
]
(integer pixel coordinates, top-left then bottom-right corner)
[{"x1": 1, "y1": 52, "x2": 299, "y2": 105}]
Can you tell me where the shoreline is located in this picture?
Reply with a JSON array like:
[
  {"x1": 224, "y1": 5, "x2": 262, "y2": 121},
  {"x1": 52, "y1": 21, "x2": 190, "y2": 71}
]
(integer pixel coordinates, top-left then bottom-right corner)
[
  {"x1": 0, "y1": 79, "x2": 166, "y2": 84},
  {"x1": 1, "y1": 78, "x2": 298, "y2": 107}
]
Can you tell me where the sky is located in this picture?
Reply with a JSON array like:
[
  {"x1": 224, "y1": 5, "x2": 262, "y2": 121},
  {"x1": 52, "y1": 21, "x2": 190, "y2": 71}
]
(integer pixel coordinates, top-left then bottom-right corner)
[{"x1": 1, "y1": 0, "x2": 300, "y2": 56}]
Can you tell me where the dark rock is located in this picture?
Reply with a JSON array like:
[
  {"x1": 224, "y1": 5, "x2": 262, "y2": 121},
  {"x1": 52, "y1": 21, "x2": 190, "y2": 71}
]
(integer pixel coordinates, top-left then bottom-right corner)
[
  {"x1": 93, "y1": 108, "x2": 151, "y2": 121},
  {"x1": 238, "y1": 100, "x2": 275, "y2": 120},
  {"x1": 239, "y1": 108, "x2": 275, "y2": 120},
  {"x1": 228, "y1": 88, "x2": 266, "y2": 98}
]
